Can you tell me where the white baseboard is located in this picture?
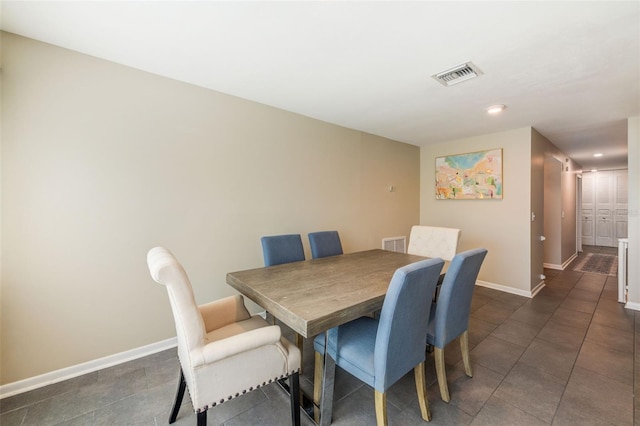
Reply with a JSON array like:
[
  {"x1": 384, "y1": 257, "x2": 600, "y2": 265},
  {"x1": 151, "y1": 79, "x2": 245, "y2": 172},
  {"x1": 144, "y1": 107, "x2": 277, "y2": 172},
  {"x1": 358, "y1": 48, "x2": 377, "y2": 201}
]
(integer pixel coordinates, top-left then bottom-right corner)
[
  {"x1": 0, "y1": 337, "x2": 177, "y2": 400},
  {"x1": 624, "y1": 301, "x2": 640, "y2": 311},
  {"x1": 530, "y1": 281, "x2": 546, "y2": 297},
  {"x1": 543, "y1": 263, "x2": 562, "y2": 270},
  {"x1": 476, "y1": 280, "x2": 542, "y2": 298},
  {"x1": 543, "y1": 253, "x2": 578, "y2": 271},
  {"x1": 563, "y1": 253, "x2": 578, "y2": 269}
]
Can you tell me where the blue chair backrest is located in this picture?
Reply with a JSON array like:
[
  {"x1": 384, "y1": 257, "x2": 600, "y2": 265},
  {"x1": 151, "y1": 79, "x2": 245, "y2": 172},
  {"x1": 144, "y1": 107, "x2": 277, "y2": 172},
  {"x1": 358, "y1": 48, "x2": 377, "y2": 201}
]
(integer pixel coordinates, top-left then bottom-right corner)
[
  {"x1": 432, "y1": 248, "x2": 488, "y2": 348},
  {"x1": 374, "y1": 257, "x2": 444, "y2": 391},
  {"x1": 308, "y1": 231, "x2": 343, "y2": 259},
  {"x1": 261, "y1": 234, "x2": 305, "y2": 266}
]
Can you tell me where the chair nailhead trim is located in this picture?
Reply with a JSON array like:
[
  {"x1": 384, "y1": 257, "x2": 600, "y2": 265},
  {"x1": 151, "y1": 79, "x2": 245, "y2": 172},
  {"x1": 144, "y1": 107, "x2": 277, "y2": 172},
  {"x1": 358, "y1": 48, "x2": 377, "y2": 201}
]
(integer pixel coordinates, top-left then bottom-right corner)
[{"x1": 198, "y1": 369, "x2": 300, "y2": 412}]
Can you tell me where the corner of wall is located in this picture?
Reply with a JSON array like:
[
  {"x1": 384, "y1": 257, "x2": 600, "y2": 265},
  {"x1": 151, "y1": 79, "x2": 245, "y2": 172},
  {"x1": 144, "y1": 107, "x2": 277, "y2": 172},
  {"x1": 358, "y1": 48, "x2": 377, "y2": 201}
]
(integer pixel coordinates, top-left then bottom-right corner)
[{"x1": 626, "y1": 116, "x2": 639, "y2": 306}]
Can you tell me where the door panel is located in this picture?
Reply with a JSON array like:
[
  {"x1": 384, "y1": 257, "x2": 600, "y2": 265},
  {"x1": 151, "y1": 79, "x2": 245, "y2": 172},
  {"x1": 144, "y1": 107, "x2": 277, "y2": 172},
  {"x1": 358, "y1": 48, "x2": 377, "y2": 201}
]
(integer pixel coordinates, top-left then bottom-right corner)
[
  {"x1": 596, "y1": 209, "x2": 613, "y2": 246},
  {"x1": 595, "y1": 174, "x2": 613, "y2": 247},
  {"x1": 615, "y1": 217, "x2": 628, "y2": 239},
  {"x1": 581, "y1": 173, "x2": 595, "y2": 246},
  {"x1": 614, "y1": 173, "x2": 628, "y2": 240},
  {"x1": 582, "y1": 212, "x2": 594, "y2": 238}
]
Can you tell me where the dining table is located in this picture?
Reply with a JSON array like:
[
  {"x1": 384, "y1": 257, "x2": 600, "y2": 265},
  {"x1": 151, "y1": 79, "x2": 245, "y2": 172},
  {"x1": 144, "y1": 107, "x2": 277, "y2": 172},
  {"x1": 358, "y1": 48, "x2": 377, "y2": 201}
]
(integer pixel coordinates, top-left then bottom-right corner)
[{"x1": 226, "y1": 248, "x2": 429, "y2": 425}]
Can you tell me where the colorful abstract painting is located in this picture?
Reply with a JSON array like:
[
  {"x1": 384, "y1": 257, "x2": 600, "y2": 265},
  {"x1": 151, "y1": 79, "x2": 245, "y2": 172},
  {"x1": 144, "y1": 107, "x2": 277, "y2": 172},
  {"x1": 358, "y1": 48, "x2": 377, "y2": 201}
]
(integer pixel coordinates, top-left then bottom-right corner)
[{"x1": 435, "y1": 149, "x2": 503, "y2": 199}]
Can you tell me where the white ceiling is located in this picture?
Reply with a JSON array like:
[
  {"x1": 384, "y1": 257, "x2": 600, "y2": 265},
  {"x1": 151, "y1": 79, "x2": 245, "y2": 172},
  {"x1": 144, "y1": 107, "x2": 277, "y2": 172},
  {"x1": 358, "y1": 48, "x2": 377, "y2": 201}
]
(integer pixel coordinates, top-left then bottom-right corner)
[{"x1": 2, "y1": 1, "x2": 639, "y2": 170}]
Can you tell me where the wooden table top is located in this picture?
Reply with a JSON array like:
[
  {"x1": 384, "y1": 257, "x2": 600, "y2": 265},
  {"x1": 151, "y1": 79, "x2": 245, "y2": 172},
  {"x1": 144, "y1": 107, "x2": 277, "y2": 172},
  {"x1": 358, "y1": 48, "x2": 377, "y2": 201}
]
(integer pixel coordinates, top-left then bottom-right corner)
[{"x1": 226, "y1": 249, "x2": 428, "y2": 338}]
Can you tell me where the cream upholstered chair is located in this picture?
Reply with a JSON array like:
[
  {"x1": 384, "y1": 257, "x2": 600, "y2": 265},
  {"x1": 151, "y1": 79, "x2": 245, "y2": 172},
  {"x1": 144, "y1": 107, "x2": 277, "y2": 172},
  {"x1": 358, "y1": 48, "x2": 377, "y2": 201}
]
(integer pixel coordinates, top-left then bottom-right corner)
[
  {"x1": 408, "y1": 225, "x2": 461, "y2": 300},
  {"x1": 407, "y1": 225, "x2": 461, "y2": 261},
  {"x1": 147, "y1": 247, "x2": 301, "y2": 426}
]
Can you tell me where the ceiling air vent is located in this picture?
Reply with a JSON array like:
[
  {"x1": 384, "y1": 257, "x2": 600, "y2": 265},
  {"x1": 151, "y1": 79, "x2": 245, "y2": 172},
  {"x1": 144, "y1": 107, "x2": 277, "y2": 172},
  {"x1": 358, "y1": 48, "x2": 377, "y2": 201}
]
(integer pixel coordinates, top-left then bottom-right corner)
[{"x1": 432, "y1": 62, "x2": 483, "y2": 87}]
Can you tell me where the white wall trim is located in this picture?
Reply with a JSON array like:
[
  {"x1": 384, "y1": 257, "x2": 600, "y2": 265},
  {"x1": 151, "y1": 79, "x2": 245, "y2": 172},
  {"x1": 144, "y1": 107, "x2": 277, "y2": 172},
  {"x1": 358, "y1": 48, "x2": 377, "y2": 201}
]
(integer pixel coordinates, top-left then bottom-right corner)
[
  {"x1": 0, "y1": 337, "x2": 177, "y2": 400},
  {"x1": 624, "y1": 301, "x2": 640, "y2": 311},
  {"x1": 530, "y1": 281, "x2": 546, "y2": 298},
  {"x1": 0, "y1": 276, "x2": 553, "y2": 399},
  {"x1": 543, "y1": 253, "x2": 577, "y2": 271},
  {"x1": 543, "y1": 263, "x2": 563, "y2": 270},
  {"x1": 476, "y1": 280, "x2": 542, "y2": 298}
]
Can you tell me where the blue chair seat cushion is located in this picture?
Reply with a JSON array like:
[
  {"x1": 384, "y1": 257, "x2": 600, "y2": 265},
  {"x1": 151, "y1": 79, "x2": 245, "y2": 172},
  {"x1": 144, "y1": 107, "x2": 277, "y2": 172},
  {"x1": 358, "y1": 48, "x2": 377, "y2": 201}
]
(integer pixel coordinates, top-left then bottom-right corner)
[{"x1": 313, "y1": 316, "x2": 378, "y2": 388}]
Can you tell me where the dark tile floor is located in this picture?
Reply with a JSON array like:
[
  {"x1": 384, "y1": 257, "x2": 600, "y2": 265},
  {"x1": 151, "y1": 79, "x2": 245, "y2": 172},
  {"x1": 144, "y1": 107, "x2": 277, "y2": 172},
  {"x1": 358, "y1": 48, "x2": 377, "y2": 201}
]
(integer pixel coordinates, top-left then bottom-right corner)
[{"x1": 1, "y1": 245, "x2": 636, "y2": 425}]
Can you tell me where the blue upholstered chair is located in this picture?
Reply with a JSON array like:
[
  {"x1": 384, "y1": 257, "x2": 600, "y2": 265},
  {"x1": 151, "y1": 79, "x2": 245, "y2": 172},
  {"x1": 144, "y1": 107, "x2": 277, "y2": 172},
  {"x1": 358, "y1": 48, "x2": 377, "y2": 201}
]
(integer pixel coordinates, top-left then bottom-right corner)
[
  {"x1": 308, "y1": 231, "x2": 343, "y2": 259},
  {"x1": 261, "y1": 234, "x2": 306, "y2": 363},
  {"x1": 313, "y1": 258, "x2": 444, "y2": 425},
  {"x1": 261, "y1": 234, "x2": 305, "y2": 266},
  {"x1": 427, "y1": 248, "x2": 488, "y2": 402}
]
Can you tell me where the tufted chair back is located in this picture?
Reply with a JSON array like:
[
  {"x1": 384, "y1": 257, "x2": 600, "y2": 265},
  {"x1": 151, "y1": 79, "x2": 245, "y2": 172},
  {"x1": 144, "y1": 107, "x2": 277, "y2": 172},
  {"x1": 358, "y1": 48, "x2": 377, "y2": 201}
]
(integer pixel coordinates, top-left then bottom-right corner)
[{"x1": 407, "y1": 225, "x2": 461, "y2": 261}]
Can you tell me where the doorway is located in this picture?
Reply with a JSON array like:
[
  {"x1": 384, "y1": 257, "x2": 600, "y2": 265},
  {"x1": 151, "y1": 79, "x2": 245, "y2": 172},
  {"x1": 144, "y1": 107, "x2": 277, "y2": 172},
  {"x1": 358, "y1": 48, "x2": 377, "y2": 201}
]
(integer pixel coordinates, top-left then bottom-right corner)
[{"x1": 580, "y1": 170, "x2": 628, "y2": 248}]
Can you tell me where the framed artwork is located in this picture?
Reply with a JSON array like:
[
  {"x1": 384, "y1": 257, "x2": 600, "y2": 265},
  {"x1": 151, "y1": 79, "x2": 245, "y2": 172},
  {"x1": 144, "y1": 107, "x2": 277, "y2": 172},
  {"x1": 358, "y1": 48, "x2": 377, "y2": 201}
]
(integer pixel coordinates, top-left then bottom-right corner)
[{"x1": 435, "y1": 148, "x2": 503, "y2": 199}]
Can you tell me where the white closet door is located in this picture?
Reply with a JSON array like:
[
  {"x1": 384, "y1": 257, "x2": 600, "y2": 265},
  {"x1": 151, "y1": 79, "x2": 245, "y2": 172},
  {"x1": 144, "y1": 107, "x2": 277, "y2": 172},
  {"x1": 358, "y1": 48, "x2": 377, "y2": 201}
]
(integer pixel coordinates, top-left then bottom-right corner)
[
  {"x1": 580, "y1": 170, "x2": 627, "y2": 248},
  {"x1": 581, "y1": 173, "x2": 595, "y2": 246},
  {"x1": 595, "y1": 172, "x2": 614, "y2": 247},
  {"x1": 614, "y1": 172, "x2": 628, "y2": 240}
]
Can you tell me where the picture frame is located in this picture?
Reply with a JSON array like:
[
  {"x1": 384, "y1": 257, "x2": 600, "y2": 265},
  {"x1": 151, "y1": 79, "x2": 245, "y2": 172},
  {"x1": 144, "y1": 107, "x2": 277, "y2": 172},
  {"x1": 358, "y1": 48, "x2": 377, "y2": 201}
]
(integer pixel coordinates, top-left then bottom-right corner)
[{"x1": 435, "y1": 148, "x2": 503, "y2": 199}]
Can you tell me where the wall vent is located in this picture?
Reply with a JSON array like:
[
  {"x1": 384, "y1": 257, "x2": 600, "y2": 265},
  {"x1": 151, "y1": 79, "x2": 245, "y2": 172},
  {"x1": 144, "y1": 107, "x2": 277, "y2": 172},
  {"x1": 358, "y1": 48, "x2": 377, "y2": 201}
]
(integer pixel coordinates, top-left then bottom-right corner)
[
  {"x1": 382, "y1": 236, "x2": 406, "y2": 253},
  {"x1": 432, "y1": 62, "x2": 483, "y2": 87}
]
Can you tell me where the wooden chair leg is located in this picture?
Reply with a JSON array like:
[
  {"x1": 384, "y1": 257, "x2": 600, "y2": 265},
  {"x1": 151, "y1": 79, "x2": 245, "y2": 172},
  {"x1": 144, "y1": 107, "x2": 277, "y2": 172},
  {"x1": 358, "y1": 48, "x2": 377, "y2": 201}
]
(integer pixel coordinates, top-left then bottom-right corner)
[
  {"x1": 434, "y1": 347, "x2": 450, "y2": 403},
  {"x1": 414, "y1": 362, "x2": 432, "y2": 421},
  {"x1": 290, "y1": 372, "x2": 301, "y2": 426},
  {"x1": 169, "y1": 369, "x2": 186, "y2": 424},
  {"x1": 374, "y1": 390, "x2": 388, "y2": 426},
  {"x1": 313, "y1": 351, "x2": 323, "y2": 422},
  {"x1": 460, "y1": 330, "x2": 473, "y2": 378},
  {"x1": 196, "y1": 410, "x2": 207, "y2": 426}
]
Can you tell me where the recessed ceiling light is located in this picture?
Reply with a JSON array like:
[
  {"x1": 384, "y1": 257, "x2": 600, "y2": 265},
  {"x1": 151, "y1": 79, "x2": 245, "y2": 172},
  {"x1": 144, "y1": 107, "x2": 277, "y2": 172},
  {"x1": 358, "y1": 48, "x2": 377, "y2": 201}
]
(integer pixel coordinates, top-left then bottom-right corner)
[
  {"x1": 591, "y1": 169, "x2": 598, "y2": 172},
  {"x1": 487, "y1": 104, "x2": 506, "y2": 114},
  {"x1": 593, "y1": 153, "x2": 603, "y2": 157}
]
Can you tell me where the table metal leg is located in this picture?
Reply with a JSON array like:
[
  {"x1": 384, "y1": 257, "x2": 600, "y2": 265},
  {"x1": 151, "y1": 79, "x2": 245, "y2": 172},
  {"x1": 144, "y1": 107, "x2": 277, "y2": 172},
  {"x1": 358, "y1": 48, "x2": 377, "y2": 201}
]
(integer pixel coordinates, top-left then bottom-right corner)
[
  {"x1": 278, "y1": 330, "x2": 336, "y2": 425},
  {"x1": 319, "y1": 330, "x2": 336, "y2": 426}
]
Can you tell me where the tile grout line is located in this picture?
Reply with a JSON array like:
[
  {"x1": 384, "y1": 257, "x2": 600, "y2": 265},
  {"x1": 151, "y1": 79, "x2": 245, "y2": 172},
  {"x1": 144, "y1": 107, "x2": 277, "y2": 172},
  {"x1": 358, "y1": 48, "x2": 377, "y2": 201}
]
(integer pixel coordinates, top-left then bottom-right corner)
[
  {"x1": 474, "y1": 255, "x2": 614, "y2": 425},
  {"x1": 546, "y1": 269, "x2": 601, "y2": 426},
  {"x1": 482, "y1": 269, "x2": 584, "y2": 425}
]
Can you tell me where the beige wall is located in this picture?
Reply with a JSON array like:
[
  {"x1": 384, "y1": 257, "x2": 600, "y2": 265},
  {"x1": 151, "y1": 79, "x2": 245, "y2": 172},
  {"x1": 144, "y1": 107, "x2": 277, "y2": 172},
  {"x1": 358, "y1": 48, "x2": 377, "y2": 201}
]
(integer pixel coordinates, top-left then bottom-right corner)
[
  {"x1": 530, "y1": 130, "x2": 546, "y2": 287},
  {"x1": 0, "y1": 33, "x2": 420, "y2": 384},
  {"x1": 533, "y1": 129, "x2": 581, "y2": 270},
  {"x1": 420, "y1": 127, "x2": 533, "y2": 293},
  {"x1": 542, "y1": 157, "x2": 562, "y2": 264},
  {"x1": 421, "y1": 127, "x2": 580, "y2": 295},
  {"x1": 627, "y1": 116, "x2": 639, "y2": 308}
]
